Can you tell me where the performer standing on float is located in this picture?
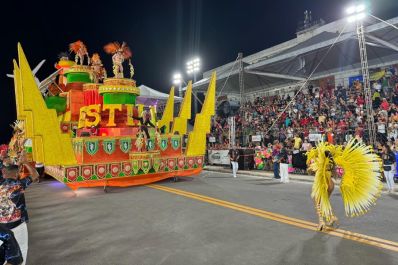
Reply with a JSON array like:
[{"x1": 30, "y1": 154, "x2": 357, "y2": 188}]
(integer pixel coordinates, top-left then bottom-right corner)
[
  {"x1": 307, "y1": 138, "x2": 383, "y2": 231},
  {"x1": 103, "y1": 41, "x2": 132, "y2": 78}
]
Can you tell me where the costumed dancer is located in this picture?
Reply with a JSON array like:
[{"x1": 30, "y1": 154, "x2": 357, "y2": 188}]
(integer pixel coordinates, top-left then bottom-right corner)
[
  {"x1": 131, "y1": 106, "x2": 156, "y2": 142},
  {"x1": 69, "y1": 40, "x2": 90, "y2": 65},
  {"x1": 103, "y1": 41, "x2": 132, "y2": 78},
  {"x1": 140, "y1": 106, "x2": 156, "y2": 139},
  {"x1": 90, "y1": 53, "x2": 107, "y2": 83},
  {"x1": 306, "y1": 138, "x2": 383, "y2": 231},
  {"x1": 0, "y1": 151, "x2": 40, "y2": 265},
  {"x1": 254, "y1": 147, "x2": 264, "y2": 170},
  {"x1": 8, "y1": 121, "x2": 25, "y2": 164},
  {"x1": 0, "y1": 224, "x2": 23, "y2": 265}
]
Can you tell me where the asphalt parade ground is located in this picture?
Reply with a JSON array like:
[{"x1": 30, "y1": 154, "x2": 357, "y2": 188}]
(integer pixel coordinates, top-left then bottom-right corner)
[{"x1": 26, "y1": 171, "x2": 398, "y2": 265}]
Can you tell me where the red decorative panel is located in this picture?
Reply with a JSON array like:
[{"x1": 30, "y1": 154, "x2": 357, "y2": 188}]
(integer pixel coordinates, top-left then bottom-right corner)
[
  {"x1": 81, "y1": 165, "x2": 93, "y2": 180},
  {"x1": 96, "y1": 164, "x2": 107, "y2": 179},
  {"x1": 160, "y1": 159, "x2": 166, "y2": 171},
  {"x1": 110, "y1": 163, "x2": 121, "y2": 177},
  {"x1": 177, "y1": 157, "x2": 185, "y2": 169},
  {"x1": 66, "y1": 167, "x2": 79, "y2": 182},
  {"x1": 196, "y1": 157, "x2": 203, "y2": 166},
  {"x1": 122, "y1": 162, "x2": 132, "y2": 175},
  {"x1": 168, "y1": 158, "x2": 176, "y2": 169},
  {"x1": 187, "y1": 157, "x2": 195, "y2": 168}
]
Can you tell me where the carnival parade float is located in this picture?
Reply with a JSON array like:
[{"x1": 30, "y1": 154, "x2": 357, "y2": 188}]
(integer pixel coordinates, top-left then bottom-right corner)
[{"x1": 11, "y1": 41, "x2": 216, "y2": 190}]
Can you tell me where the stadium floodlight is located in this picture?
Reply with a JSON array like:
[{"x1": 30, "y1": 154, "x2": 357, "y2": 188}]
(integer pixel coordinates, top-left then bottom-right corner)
[
  {"x1": 356, "y1": 4, "x2": 366, "y2": 13},
  {"x1": 346, "y1": 6, "x2": 356, "y2": 15},
  {"x1": 173, "y1": 72, "x2": 185, "y2": 97},
  {"x1": 173, "y1": 72, "x2": 182, "y2": 85},
  {"x1": 186, "y1": 57, "x2": 201, "y2": 82},
  {"x1": 346, "y1": 3, "x2": 367, "y2": 22}
]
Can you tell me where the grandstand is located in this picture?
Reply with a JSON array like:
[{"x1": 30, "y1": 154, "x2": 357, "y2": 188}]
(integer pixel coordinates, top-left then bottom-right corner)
[
  {"x1": 190, "y1": 15, "x2": 398, "y2": 102},
  {"x1": 196, "y1": 14, "x2": 398, "y2": 149}
]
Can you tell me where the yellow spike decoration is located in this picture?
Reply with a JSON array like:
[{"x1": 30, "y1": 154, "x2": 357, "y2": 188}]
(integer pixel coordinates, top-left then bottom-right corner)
[
  {"x1": 14, "y1": 43, "x2": 77, "y2": 165},
  {"x1": 157, "y1": 87, "x2": 175, "y2": 133},
  {"x1": 172, "y1": 81, "x2": 192, "y2": 135},
  {"x1": 307, "y1": 138, "x2": 383, "y2": 221},
  {"x1": 186, "y1": 72, "x2": 216, "y2": 156}
]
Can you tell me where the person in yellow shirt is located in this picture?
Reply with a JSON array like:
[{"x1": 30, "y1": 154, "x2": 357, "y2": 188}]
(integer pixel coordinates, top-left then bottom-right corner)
[
  {"x1": 318, "y1": 114, "x2": 326, "y2": 125},
  {"x1": 294, "y1": 134, "x2": 302, "y2": 150}
]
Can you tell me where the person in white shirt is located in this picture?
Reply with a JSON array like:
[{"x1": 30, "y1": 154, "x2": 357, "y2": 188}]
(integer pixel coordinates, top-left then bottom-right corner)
[
  {"x1": 229, "y1": 148, "x2": 240, "y2": 178},
  {"x1": 278, "y1": 144, "x2": 289, "y2": 183}
]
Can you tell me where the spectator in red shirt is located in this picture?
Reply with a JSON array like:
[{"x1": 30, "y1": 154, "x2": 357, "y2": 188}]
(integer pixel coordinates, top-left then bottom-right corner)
[
  {"x1": 300, "y1": 116, "x2": 309, "y2": 127},
  {"x1": 381, "y1": 98, "x2": 390, "y2": 111},
  {"x1": 338, "y1": 119, "x2": 347, "y2": 132},
  {"x1": 356, "y1": 94, "x2": 365, "y2": 106}
]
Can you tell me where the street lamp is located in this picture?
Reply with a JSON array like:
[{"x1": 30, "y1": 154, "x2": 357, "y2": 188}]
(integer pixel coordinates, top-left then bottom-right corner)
[
  {"x1": 186, "y1": 57, "x2": 201, "y2": 83},
  {"x1": 173, "y1": 72, "x2": 183, "y2": 97},
  {"x1": 345, "y1": 3, "x2": 376, "y2": 146}
]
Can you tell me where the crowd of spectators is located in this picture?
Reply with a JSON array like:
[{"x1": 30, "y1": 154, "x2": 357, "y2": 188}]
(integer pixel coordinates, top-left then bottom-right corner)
[{"x1": 209, "y1": 66, "x2": 398, "y2": 152}]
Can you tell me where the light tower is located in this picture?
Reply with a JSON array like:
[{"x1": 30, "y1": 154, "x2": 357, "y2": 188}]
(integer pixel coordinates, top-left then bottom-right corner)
[
  {"x1": 173, "y1": 72, "x2": 183, "y2": 97},
  {"x1": 186, "y1": 57, "x2": 201, "y2": 83},
  {"x1": 346, "y1": 3, "x2": 376, "y2": 147},
  {"x1": 186, "y1": 57, "x2": 201, "y2": 115}
]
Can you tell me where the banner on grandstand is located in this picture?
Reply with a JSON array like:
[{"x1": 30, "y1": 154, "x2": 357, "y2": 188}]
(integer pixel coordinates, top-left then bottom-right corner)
[
  {"x1": 209, "y1": 137, "x2": 216, "y2": 143},
  {"x1": 308, "y1": 134, "x2": 322, "y2": 142},
  {"x1": 208, "y1": 150, "x2": 230, "y2": 165},
  {"x1": 251, "y1": 135, "x2": 262, "y2": 142},
  {"x1": 348, "y1": 75, "x2": 363, "y2": 87},
  {"x1": 370, "y1": 70, "x2": 385, "y2": 81}
]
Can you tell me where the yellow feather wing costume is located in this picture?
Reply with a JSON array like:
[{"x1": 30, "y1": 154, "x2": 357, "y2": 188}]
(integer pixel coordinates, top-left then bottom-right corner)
[
  {"x1": 334, "y1": 139, "x2": 383, "y2": 217},
  {"x1": 307, "y1": 139, "x2": 382, "y2": 221},
  {"x1": 307, "y1": 141, "x2": 342, "y2": 221}
]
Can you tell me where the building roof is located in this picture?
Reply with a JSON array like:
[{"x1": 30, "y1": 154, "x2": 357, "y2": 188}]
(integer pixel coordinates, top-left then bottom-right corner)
[{"x1": 192, "y1": 16, "x2": 398, "y2": 96}]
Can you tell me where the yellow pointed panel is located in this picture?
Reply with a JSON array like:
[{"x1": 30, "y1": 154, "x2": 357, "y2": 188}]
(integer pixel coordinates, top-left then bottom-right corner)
[
  {"x1": 200, "y1": 72, "x2": 216, "y2": 116},
  {"x1": 150, "y1": 105, "x2": 157, "y2": 125},
  {"x1": 186, "y1": 131, "x2": 206, "y2": 156},
  {"x1": 172, "y1": 117, "x2": 187, "y2": 135},
  {"x1": 178, "y1": 81, "x2": 192, "y2": 119},
  {"x1": 185, "y1": 72, "x2": 216, "y2": 156},
  {"x1": 136, "y1": 104, "x2": 144, "y2": 125},
  {"x1": 172, "y1": 82, "x2": 192, "y2": 134},
  {"x1": 13, "y1": 60, "x2": 24, "y2": 118},
  {"x1": 158, "y1": 87, "x2": 175, "y2": 133},
  {"x1": 16, "y1": 43, "x2": 77, "y2": 165}
]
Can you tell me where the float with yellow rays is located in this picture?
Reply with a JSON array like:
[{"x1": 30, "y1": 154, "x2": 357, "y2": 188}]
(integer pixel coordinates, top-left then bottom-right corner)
[{"x1": 11, "y1": 41, "x2": 215, "y2": 190}]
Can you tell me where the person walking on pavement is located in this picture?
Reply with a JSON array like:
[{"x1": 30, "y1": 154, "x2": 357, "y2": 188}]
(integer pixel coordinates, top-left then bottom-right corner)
[
  {"x1": 229, "y1": 147, "x2": 240, "y2": 178},
  {"x1": 272, "y1": 141, "x2": 281, "y2": 179},
  {"x1": 382, "y1": 144, "x2": 396, "y2": 193},
  {"x1": 279, "y1": 143, "x2": 289, "y2": 183}
]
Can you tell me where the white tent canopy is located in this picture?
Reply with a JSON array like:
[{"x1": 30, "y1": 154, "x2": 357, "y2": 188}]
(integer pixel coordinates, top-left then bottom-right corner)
[
  {"x1": 137, "y1": 85, "x2": 182, "y2": 105},
  {"x1": 191, "y1": 16, "x2": 398, "y2": 97}
]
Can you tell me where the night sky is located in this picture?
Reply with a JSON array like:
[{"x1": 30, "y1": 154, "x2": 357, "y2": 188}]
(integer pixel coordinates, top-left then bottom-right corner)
[{"x1": 1, "y1": 0, "x2": 398, "y2": 143}]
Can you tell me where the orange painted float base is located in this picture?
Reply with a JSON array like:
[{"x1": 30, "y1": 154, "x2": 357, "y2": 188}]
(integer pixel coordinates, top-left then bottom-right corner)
[{"x1": 65, "y1": 168, "x2": 203, "y2": 190}]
